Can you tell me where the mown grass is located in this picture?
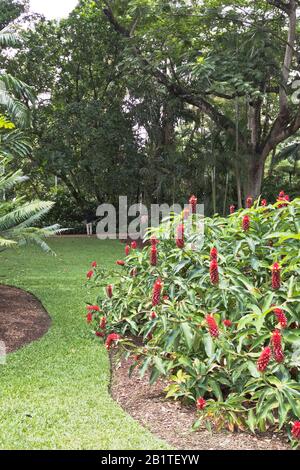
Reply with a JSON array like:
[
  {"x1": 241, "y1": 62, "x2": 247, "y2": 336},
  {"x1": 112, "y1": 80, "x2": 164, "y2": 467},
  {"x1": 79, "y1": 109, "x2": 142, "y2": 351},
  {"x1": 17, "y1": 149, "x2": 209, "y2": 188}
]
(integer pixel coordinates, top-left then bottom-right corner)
[{"x1": 0, "y1": 237, "x2": 169, "y2": 450}]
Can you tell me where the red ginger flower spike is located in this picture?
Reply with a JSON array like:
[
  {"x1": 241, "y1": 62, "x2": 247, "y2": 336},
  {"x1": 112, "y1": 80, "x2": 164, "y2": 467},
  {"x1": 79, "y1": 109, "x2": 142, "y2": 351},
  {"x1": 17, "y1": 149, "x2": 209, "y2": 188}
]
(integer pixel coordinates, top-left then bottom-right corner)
[
  {"x1": 95, "y1": 331, "x2": 105, "y2": 338},
  {"x1": 87, "y1": 270, "x2": 94, "y2": 279},
  {"x1": 105, "y1": 333, "x2": 120, "y2": 350},
  {"x1": 230, "y1": 204, "x2": 235, "y2": 214},
  {"x1": 242, "y1": 215, "x2": 250, "y2": 231},
  {"x1": 292, "y1": 421, "x2": 300, "y2": 440},
  {"x1": 100, "y1": 317, "x2": 106, "y2": 330},
  {"x1": 273, "y1": 308, "x2": 287, "y2": 328},
  {"x1": 150, "y1": 245, "x2": 157, "y2": 266},
  {"x1": 116, "y1": 260, "x2": 125, "y2": 266},
  {"x1": 176, "y1": 223, "x2": 184, "y2": 249},
  {"x1": 271, "y1": 329, "x2": 284, "y2": 363},
  {"x1": 125, "y1": 245, "x2": 130, "y2": 256},
  {"x1": 189, "y1": 194, "x2": 197, "y2": 214},
  {"x1": 210, "y1": 259, "x2": 219, "y2": 285},
  {"x1": 206, "y1": 315, "x2": 219, "y2": 338},
  {"x1": 131, "y1": 241, "x2": 137, "y2": 249},
  {"x1": 150, "y1": 235, "x2": 158, "y2": 246},
  {"x1": 152, "y1": 278, "x2": 163, "y2": 307},
  {"x1": 151, "y1": 311, "x2": 157, "y2": 320},
  {"x1": 210, "y1": 247, "x2": 218, "y2": 261},
  {"x1": 196, "y1": 397, "x2": 206, "y2": 410},
  {"x1": 257, "y1": 346, "x2": 271, "y2": 372},
  {"x1": 106, "y1": 284, "x2": 113, "y2": 298},
  {"x1": 223, "y1": 319, "x2": 232, "y2": 327},
  {"x1": 91, "y1": 261, "x2": 97, "y2": 268},
  {"x1": 271, "y1": 263, "x2": 281, "y2": 290},
  {"x1": 277, "y1": 190, "x2": 290, "y2": 208},
  {"x1": 86, "y1": 305, "x2": 100, "y2": 312},
  {"x1": 246, "y1": 196, "x2": 253, "y2": 208},
  {"x1": 86, "y1": 312, "x2": 93, "y2": 324},
  {"x1": 261, "y1": 199, "x2": 267, "y2": 207}
]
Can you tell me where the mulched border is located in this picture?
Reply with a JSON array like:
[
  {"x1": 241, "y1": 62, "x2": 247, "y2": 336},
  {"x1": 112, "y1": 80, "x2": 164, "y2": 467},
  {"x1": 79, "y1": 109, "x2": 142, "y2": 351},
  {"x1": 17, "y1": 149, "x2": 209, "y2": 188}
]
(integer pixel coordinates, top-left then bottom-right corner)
[
  {"x1": 110, "y1": 353, "x2": 290, "y2": 450},
  {"x1": 0, "y1": 285, "x2": 51, "y2": 353}
]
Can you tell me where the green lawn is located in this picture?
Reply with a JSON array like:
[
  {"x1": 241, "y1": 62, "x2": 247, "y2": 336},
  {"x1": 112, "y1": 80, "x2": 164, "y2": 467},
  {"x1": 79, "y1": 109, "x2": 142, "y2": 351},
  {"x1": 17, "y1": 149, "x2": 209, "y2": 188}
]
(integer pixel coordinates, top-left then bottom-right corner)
[{"x1": 0, "y1": 237, "x2": 169, "y2": 450}]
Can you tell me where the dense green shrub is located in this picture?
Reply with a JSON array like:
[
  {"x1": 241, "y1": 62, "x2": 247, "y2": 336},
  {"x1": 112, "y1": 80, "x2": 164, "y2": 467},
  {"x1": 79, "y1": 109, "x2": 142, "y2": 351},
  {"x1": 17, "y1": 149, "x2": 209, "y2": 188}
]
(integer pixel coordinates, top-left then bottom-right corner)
[{"x1": 86, "y1": 194, "x2": 300, "y2": 446}]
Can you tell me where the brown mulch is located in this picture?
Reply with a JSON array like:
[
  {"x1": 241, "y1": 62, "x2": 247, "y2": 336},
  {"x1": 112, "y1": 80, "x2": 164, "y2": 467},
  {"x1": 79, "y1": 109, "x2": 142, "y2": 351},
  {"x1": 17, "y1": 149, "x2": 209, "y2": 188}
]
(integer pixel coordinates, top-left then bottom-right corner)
[
  {"x1": 0, "y1": 285, "x2": 51, "y2": 353},
  {"x1": 110, "y1": 354, "x2": 290, "y2": 450}
]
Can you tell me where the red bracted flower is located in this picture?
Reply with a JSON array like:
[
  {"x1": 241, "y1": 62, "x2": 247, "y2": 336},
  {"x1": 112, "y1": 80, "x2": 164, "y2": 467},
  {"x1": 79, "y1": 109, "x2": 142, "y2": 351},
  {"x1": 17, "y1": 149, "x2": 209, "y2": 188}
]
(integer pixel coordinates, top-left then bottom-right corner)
[
  {"x1": 206, "y1": 315, "x2": 219, "y2": 338},
  {"x1": 131, "y1": 241, "x2": 137, "y2": 249},
  {"x1": 257, "y1": 346, "x2": 271, "y2": 372},
  {"x1": 100, "y1": 317, "x2": 107, "y2": 329},
  {"x1": 86, "y1": 305, "x2": 100, "y2": 312},
  {"x1": 230, "y1": 205, "x2": 235, "y2": 214},
  {"x1": 261, "y1": 199, "x2": 267, "y2": 207},
  {"x1": 151, "y1": 311, "x2": 157, "y2": 320},
  {"x1": 130, "y1": 268, "x2": 137, "y2": 277},
  {"x1": 106, "y1": 284, "x2": 113, "y2": 298},
  {"x1": 223, "y1": 319, "x2": 232, "y2": 327},
  {"x1": 152, "y1": 278, "x2": 163, "y2": 306},
  {"x1": 150, "y1": 245, "x2": 157, "y2": 266},
  {"x1": 150, "y1": 235, "x2": 158, "y2": 246},
  {"x1": 246, "y1": 196, "x2": 253, "y2": 208},
  {"x1": 189, "y1": 194, "x2": 197, "y2": 214},
  {"x1": 87, "y1": 270, "x2": 94, "y2": 279},
  {"x1": 271, "y1": 329, "x2": 284, "y2": 363},
  {"x1": 116, "y1": 260, "x2": 125, "y2": 266},
  {"x1": 91, "y1": 261, "x2": 97, "y2": 268},
  {"x1": 95, "y1": 331, "x2": 105, "y2": 338},
  {"x1": 125, "y1": 245, "x2": 130, "y2": 256},
  {"x1": 242, "y1": 215, "x2": 250, "y2": 231},
  {"x1": 196, "y1": 397, "x2": 206, "y2": 410},
  {"x1": 210, "y1": 247, "x2": 218, "y2": 261},
  {"x1": 163, "y1": 295, "x2": 169, "y2": 301},
  {"x1": 86, "y1": 312, "x2": 93, "y2": 323},
  {"x1": 292, "y1": 421, "x2": 300, "y2": 440},
  {"x1": 277, "y1": 190, "x2": 290, "y2": 208},
  {"x1": 105, "y1": 333, "x2": 120, "y2": 350},
  {"x1": 210, "y1": 259, "x2": 219, "y2": 285},
  {"x1": 271, "y1": 263, "x2": 281, "y2": 290},
  {"x1": 273, "y1": 308, "x2": 287, "y2": 328},
  {"x1": 176, "y1": 224, "x2": 184, "y2": 249}
]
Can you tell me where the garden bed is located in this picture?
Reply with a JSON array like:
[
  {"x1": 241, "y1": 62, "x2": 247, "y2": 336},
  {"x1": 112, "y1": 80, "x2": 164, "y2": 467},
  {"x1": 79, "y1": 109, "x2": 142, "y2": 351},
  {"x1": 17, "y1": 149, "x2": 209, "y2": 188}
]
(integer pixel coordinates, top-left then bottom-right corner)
[
  {"x1": 0, "y1": 285, "x2": 51, "y2": 353},
  {"x1": 110, "y1": 353, "x2": 289, "y2": 450}
]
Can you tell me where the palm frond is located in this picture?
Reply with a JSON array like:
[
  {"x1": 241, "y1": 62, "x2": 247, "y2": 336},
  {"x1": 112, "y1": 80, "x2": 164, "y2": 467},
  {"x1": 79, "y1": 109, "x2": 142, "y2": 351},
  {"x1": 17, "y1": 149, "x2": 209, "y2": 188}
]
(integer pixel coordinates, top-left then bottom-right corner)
[
  {"x1": 0, "y1": 129, "x2": 32, "y2": 158},
  {"x1": 0, "y1": 31, "x2": 19, "y2": 48},
  {"x1": 0, "y1": 169, "x2": 28, "y2": 192},
  {"x1": 0, "y1": 200, "x2": 55, "y2": 232}
]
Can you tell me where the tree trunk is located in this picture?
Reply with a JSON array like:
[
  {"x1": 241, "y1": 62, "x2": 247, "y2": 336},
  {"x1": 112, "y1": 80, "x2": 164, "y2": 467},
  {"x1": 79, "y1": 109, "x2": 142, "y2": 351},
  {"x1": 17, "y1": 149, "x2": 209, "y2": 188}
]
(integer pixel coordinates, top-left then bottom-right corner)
[{"x1": 245, "y1": 154, "x2": 265, "y2": 200}]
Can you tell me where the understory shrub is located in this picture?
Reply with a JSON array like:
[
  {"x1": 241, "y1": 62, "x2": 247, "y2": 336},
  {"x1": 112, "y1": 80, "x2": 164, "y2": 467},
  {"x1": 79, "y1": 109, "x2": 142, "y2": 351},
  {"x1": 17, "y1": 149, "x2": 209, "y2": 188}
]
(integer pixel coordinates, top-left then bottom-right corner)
[{"x1": 85, "y1": 194, "x2": 300, "y2": 447}]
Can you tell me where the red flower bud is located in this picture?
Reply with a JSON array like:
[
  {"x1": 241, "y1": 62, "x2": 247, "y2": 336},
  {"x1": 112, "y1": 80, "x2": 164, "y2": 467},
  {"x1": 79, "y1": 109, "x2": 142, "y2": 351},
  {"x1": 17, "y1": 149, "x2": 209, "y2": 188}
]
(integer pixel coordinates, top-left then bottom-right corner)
[
  {"x1": 176, "y1": 223, "x2": 184, "y2": 249},
  {"x1": 271, "y1": 329, "x2": 284, "y2": 363},
  {"x1": 105, "y1": 333, "x2": 120, "y2": 350},
  {"x1": 87, "y1": 270, "x2": 94, "y2": 279},
  {"x1": 150, "y1": 245, "x2": 157, "y2": 266},
  {"x1": 151, "y1": 311, "x2": 157, "y2": 320},
  {"x1": 131, "y1": 241, "x2": 137, "y2": 249},
  {"x1": 150, "y1": 235, "x2": 158, "y2": 246},
  {"x1": 196, "y1": 397, "x2": 206, "y2": 410},
  {"x1": 189, "y1": 195, "x2": 197, "y2": 214},
  {"x1": 242, "y1": 215, "x2": 250, "y2": 231},
  {"x1": 91, "y1": 261, "x2": 97, "y2": 268},
  {"x1": 95, "y1": 331, "x2": 105, "y2": 338},
  {"x1": 210, "y1": 259, "x2": 219, "y2": 285},
  {"x1": 86, "y1": 312, "x2": 93, "y2": 323},
  {"x1": 106, "y1": 284, "x2": 113, "y2": 298},
  {"x1": 206, "y1": 315, "x2": 219, "y2": 338},
  {"x1": 86, "y1": 305, "x2": 100, "y2": 312},
  {"x1": 210, "y1": 247, "x2": 218, "y2": 261},
  {"x1": 257, "y1": 346, "x2": 271, "y2": 372},
  {"x1": 277, "y1": 190, "x2": 289, "y2": 208},
  {"x1": 125, "y1": 245, "x2": 131, "y2": 256},
  {"x1": 223, "y1": 319, "x2": 232, "y2": 327},
  {"x1": 116, "y1": 260, "x2": 125, "y2": 266},
  {"x1": 271, "y1": 263, "x2": 281, "y2": 290},
  {"x1": 261, "y1": 199, "x2": 267, "y2": 207},
  {"x1": 152, "y1": 278, "x2": 163, "y2": 306},
  {"x1": 100, "y1": 317, "x2": 107, "y2": 329},
  {"x1": 246, "y1": 196, "x2": 253, "y2": 208},
  {"x1": 292, "y1": 421, "x2": 300, "y2": 440},
  {"x1": 230, "y1": 205, "x2": 235, "y2": 214},
  {"x1": 273, "y1": 308, "x2": 287, "y2": 328}
]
